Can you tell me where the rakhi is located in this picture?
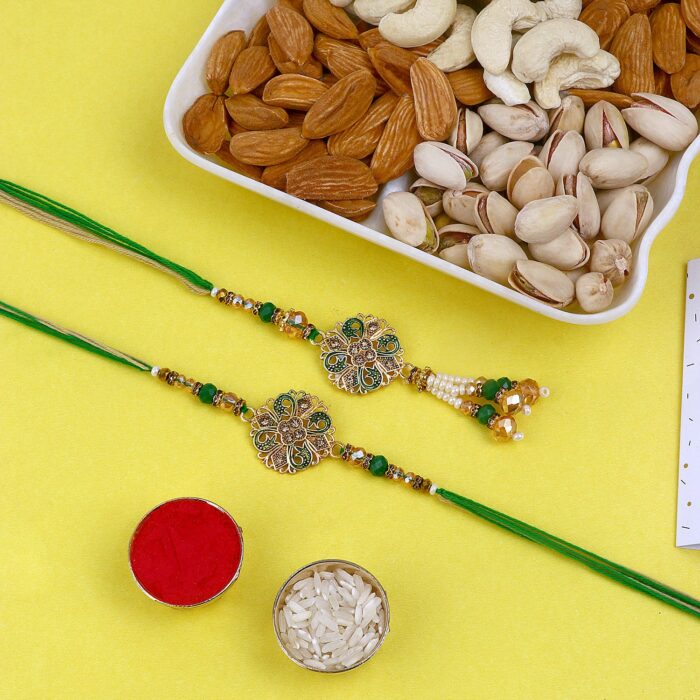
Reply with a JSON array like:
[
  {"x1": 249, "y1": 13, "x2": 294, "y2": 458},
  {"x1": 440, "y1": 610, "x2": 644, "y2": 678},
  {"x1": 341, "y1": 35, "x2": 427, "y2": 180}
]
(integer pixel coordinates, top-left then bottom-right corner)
[
  {"x1": 0, "y1": 178, "x2": 549, "y2": 442},
  {"x1": 1, "y1": 298, "x2": 699, "y2": 621}
]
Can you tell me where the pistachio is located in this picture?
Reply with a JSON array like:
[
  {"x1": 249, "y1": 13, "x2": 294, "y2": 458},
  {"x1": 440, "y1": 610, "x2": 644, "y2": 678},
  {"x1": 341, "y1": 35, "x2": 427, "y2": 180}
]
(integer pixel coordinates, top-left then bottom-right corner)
[
  {"x1": 409, "y1": 178, "x2": 444, "y2": 217},
  {"x1": 442, "y1": 183, "x2": 489, "y2": 225},
  {"x1": 600, "y1": 185, "x2": 653, "y2": 243},
  {"x1": 382, "y1": 191, "x2": 439, "y2": 252},
  {"x1": 514, "y1": 195, "x2": 579, "y2": 244},
  {"x1": 629, "y1": 138, "x2": 669, "y2": 182},
  {"x1": 564, "y1": 266, "x2": 589, "y2": 285},
  {"x1": 449, "y1": 107, "x2": 484, "y2": 155},
  {"x1": 477, "y1": 101, "x2": 550, "y2": 142},
  {"x1": 589, "y1": 239, "x2": 632, "y2": 286},
  {"x1": 467, "y1": 234, "x2": 528, "y2": 284},
  {"x1": 621, "y1": 93, "x2": 699, "y2": 152},
  {"x1": 479, "y1": 141, "x2": 535, "y2": 191},
  {"x1": 584, "y1": 100, "x2": 629, "y2": 150},
  {"x1": 508, "y1": 259, "x2": 575, "y2": 308},
  {"x1": 507, "y1": 155, "x2": 555, "y2": 209},
  {"x1": 414, "y1": 141, "x2": 478, "y2": 190},
  {"x1": 469, "y1": 131, "x2": 509, "y2": 168},
  {"x1": 473, "y1": 191, "x2": 518, "y2": 237},
  {"x1": 528, "y1": 228, "x2": 590, "y2": 270},
  {"x1": 538, "y1": 129, "x2": 586, "y2": 181},
  {"x1": 549, "y1": 94, "x2": 585, "y2": 134},
  {"x1": 556, "y1": 173, "x2": 600, "y2": 241},
  {"x1": 579, "y1": 148, "x2": 648, "y2": 190},
  {"x1": 575, "y1": 272, "x2": 614, "y2": 312},
  {"x1": 438, "y1": 224, "x2": 480, "y2": 268}
]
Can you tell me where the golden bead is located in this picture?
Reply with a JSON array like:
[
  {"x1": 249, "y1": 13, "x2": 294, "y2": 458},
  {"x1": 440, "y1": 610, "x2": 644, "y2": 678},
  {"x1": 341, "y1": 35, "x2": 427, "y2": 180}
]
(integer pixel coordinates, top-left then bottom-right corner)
[
  {"x1": 157, "y1": 367, "x2": 170, "y2": 381},
  {"x1": 173, "y1": 374, "x2": 187, "y2": 389},
  {"x1": 218, "y1": 391, "x2": 239, "y2": 412},
  {"x1": 518, "y1": 379, "x2": 540, "y2": 406},
  {"x1": 421, "y1": 479, "x2": 432, "y2": 493},
  {"x1": 491, "y1": 415, "x2": 518, "y2": 442},
  {"x1": 499, "y1": 389, "x2": 524, "y2": 415},
  {"x1": 216, "y1": 289, "x2": 228, "y2": 302},
  {"x1": 403, "y1": 471, "x2": 415, "y2": 486},
  {"x1": 284, "y1": 309, "x2": 308, "y2": 338}
]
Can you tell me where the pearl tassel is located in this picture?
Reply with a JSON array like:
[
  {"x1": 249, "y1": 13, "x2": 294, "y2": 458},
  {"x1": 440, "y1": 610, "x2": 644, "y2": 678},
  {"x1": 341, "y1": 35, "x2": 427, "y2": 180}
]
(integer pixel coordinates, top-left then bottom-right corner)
[{"x1": 426, "y1": 372, "x2": 477, "y2": 413}]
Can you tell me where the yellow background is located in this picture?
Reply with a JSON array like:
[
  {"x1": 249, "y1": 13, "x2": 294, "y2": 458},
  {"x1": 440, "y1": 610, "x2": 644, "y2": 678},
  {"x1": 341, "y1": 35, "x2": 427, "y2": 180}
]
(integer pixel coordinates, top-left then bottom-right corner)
[{"x1": 2, "y1": 1, "x2": 700, "y2": 698}]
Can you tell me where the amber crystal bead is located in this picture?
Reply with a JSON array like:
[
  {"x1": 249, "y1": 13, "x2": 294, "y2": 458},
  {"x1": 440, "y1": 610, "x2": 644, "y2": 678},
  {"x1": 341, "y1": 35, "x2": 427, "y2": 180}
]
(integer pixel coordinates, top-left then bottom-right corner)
[
  {"x1": 157, "y1": 368, "x2": 170, "y2": 381},
  {"x1": 284, "y1": 310, "x2": 308, "y2": 338},
  {"x1": 218, "y1": 392, "x2": 239, "y2": 412},
  {"x1": 492, "y1": 415, "x2": 518, "y2": 442},
  {"x1": 499, "y1": 388, "x2": 524, "y2": 415},
  {"x1": 403, "y1": 472, "x2": 415, "y2": 486},
  {"x1": 518, "y1": 379, "x2": 540, "y2": 406}
]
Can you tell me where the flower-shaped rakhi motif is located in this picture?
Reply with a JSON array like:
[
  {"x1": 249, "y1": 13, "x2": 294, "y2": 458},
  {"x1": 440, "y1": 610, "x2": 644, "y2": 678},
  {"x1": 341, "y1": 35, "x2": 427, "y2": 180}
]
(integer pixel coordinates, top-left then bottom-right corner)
[
  {"x1": 320, "y1": 315, "x2": 404, "y2": 395},
  {"x1": 250, "y1": 390, "x2": 334, "y2": 474}
]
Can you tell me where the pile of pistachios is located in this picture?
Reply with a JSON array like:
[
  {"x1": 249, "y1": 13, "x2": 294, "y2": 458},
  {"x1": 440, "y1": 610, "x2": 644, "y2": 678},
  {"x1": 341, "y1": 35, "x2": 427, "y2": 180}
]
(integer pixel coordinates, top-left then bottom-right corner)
[{"x1": 382, "y1": 93, "x2": 698, "y2": 313}]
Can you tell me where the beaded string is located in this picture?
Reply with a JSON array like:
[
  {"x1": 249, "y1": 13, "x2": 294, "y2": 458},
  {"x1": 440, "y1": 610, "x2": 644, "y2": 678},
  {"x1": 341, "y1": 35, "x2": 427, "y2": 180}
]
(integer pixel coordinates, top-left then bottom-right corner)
[
  {"x1": 0, "y1": 178, "x2": 548, "y2": 442},
  {"x1": 1, "y1": 297, "x2": 699, "y2": 621}
]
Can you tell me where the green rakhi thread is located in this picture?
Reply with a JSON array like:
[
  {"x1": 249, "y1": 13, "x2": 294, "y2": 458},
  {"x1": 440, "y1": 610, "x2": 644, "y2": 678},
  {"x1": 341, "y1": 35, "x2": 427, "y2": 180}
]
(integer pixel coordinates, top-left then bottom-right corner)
[
  {"x1": 1, "y1": 297, "x2": 699, "y2": 621},
  {"x1": 0, "y1": 178, "x2": 547, "y2": 443}
]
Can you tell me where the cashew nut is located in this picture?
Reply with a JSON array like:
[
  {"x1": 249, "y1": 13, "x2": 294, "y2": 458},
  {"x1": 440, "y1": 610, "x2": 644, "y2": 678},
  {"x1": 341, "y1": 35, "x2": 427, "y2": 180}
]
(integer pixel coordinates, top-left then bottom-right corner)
[
  {"x1": 427, "y1": 4, "x2": 477, "y2": 72},
  {"x1": 379, "y1": 0, "x2": 457, "y2": 48},
  {"x1": 533, "y1": 50, "x2": 620, "y2": 109},
  {"x1": 511, "y1": 19, "x2": 600, "y2": 83},
  {"x1": 484, "y1": 69, "x2": 531, "y2": 106},
  {"x1": 471, "y1": 0, "x2": 542, "y2": 76},
  {"x1": 534, "y1": 0, "x2": 581, "y2": 20},
  {"x1": 353, "y1": 0, "x2": 414, "y2": 26}
]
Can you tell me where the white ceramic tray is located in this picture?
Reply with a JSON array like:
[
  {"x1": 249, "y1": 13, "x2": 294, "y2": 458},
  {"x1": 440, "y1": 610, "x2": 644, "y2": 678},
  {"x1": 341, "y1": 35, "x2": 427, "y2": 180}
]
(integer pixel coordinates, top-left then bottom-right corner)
[{"x1": 164, "y1": 0, "x2": 700, "y2": 325}]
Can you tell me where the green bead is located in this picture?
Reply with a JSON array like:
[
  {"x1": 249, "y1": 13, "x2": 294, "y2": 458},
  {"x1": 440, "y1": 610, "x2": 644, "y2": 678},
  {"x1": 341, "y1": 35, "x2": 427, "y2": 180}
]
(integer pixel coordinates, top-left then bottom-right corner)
[
  {"x1": 497, "y1": 377, "x2": 512, "y2": 391},
  {"x1": 481, "y1": 379, "x2": 500, "y2": 401},
  {"x1": 199, "y1": 383, "x2": 218, "y2": 404},
  {"x1": 369, "y1": 455, "x2": 389, "y2": 477},
  {"x1": 308, "y1": 328, "x2": 321, "y2": 342},
  {"x1": 476, "y1": 404, "x2": 496, "y2": 425},
  {"x1": 259, "y1": 302, "x2": 276, "y2": 323}
]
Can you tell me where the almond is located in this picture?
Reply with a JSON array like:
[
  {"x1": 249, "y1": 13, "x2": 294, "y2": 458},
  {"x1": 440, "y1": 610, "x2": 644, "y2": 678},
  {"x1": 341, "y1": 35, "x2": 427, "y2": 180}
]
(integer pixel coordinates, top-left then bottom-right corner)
[
  {"x1": 446, "y1": 68, "x2": 493, "y2": 105},
  {"x1": 286, "y1": 155, "x2": 378, "y2": 200},
  {"x1": 302, "y1": 70, "x2": 376, "y2": 139},
  {"x1": 266, "y1": 4, "x2": 314, "y2": 66},
  {"x1": 626, "y1": 0, "x2": 660, "y2": 10},
  {"x1": 671, "y1": 53, "x2": 700, "y2": 108},
  {"x1": 247, "y1": 16, "x2": 271, "y2": 48},
  {"x1": 225, "y1": 94, "x2": 289, "y2": 130},
  {"x1": 370, "y1": 94, "x2": 421, "y2": 184},
  {"x1": 368, "y1": 43, "x2": 417, "y2": 95},
  {"x1": 215, "y1": 142, "x2": 263, "y2": 181},
  {"x1": 358, "y1": 28, "x2": 384, "y2": 51},
  {"x1": 280, "y1": 0, "x2": 305, "y2": 11},
  {"x1": 579, "y1": 0, "x2": 630, "y2": 50},
  {"x1": 206, "y1": 31, "x2": 246, "y2": 95},
  {"x1": 688, "y1": 28, "x2": 700, "y2": 55},
  {"x1": 229, "y1": 126, "x2": 309, "y2": 166},
  {"x1": 302, "y1": 0, "x2": 358, "y2": 41},
  {"x1": 651, "y1": 3, "x2": 686, "y2": 74},
  {"x1": 567, "y1": 89, "x2": 635, "y2": 109},
  {"x1": 182, "y1": 94, "x2": 228, "y2": 154},
  {"x1": 610, "y1": 13, "x2": 655, "y2": 95},
  {"x1": 263, "y1": 74, "x2": 328, "y2": 111},
  {"x1": 410, "y1": 57, "x2": 458, "y2": 141},
  {"x1": 683, "y1": 0, "x2": 700, "y2": 41},
  {"x1": 229, "y1": 46, "x2": 277, "y2": 95},
  {"x1": 286, "y1": 111, "x2": 308, "y2": 127},
  {"x1": 313, "y1": 34, "x2": 357, "y2": 68},
  {"x1": 327, "y1": 45, "x2": 381, "y2": 87},
  {"x1": 269, "y1": 35, "x2": 324, "y2": 77},
  {"x1": 262, "y1": 140, "x2": 328, "y2": 190},
  {"x1": 327, "y1": 92, "x2": 399, "y2": 158},
  {"x1": 655, "y1": 67, "x2": 675, "y2": 98},
  {"x1": 318, "y1": 199, "x2": 376, "y2": 220}
]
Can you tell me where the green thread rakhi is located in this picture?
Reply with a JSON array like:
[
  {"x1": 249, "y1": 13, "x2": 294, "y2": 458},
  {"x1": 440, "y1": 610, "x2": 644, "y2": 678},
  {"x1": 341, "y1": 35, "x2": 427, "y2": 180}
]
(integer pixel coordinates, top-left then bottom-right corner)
[
  {"x1": 1, "y1": 298, "x2": 699, "y2": 620},
  {"x1": 0, "y1": 178, "x2": 548, "y2": 442}
]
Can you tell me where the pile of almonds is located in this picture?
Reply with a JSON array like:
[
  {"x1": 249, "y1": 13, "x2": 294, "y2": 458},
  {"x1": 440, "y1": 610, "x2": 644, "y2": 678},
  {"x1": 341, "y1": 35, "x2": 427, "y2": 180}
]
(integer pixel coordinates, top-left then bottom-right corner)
[{"x1": 580, "y1": 0, "x2": 700, "y2": 110}]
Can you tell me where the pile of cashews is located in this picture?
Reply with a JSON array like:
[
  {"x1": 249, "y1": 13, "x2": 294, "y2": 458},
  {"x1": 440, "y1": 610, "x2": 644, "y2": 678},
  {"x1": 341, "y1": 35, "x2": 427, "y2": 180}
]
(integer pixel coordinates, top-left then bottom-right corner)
[{"x1": 331, "y1": 0, "x2": 620, "y2": 110}]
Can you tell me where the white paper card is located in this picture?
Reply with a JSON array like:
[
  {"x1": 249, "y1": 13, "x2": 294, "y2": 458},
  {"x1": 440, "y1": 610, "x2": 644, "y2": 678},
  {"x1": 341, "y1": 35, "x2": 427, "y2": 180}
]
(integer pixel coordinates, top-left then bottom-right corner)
[{"x1": 678, "y1": 259, "x2": 700, "y2": 548}]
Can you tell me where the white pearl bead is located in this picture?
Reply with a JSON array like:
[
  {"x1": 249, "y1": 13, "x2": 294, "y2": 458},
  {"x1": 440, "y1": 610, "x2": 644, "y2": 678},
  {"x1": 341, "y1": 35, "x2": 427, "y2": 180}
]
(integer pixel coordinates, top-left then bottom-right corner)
[
  {"x1": 438, "y1": 380, "x2": 446, "y2": 390},
  {"x1": 467, "y1": 384, "x2": 476, "y2": 396},
  {"x1": 150, "y1": 366, "x2": 160, "y2": 377},
  {"x1": 466, "y1": 377, "x2": 474, "y2": 383},
  {"x1": 429, "y1": 484, "x2": 438, "y2": 495},
  {"x1": 513, "y1": 432, "x2": 524, "y2": 441},
  {"x1": 436, "y1": 391, "x2": 444, "y2": 400},
  {"x1": 210, "y1": 287, "x2": 219, "y2": 297},
  {"x1": 427, "y1": 374, "x2": 435, "y2": 387},
  {"x1": 458, "y1": 385, "x2": 466, "y2": 395},
  {"x1": 540, "y1": 386, "x2": 550, "y2": 398},
  {"x1": 448, "y1": 397, "x2": 456, "y2": 406},
  {"x1": 454, "y1": 398, "x2": 462, "y2": 409},
  {"x1": 522, "y1": 405, "x2": 532, "y2": 416}
]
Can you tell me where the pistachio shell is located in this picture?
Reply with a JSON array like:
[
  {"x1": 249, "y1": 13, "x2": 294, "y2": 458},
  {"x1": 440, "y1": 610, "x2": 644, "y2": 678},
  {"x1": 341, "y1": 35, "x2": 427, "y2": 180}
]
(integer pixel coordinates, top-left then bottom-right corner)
[
  {"x1": 549, "y1": 95, "x2": 585, "y2": 134},
  {"x1": 579, "y1": 148, "x2": 648, "y2": 189},
  {"x1": 474, "y1": 191, "x2": 518, "y2": 237},
  {"x1": 507, "y1": 155, "x2": 555, "y2": 209},
  {"x1": 469, "y1": 131, "x2": 509, "y2": 168},
  {"x1": 514, "y1": 195, "x2": 579, "y2": 244},
  {"x1": 480, "y1": 141, "x2": 535, "y2": 191},
  {"x1": 583, "y1": 100, "x2": 629, "y2": 150},
  {"x1": 382, "y1": 191, "x2": 439, "y2": 252},
  {"x1": 622, "y1": 93, "x2": 698, "y2": 152},
  {"x1": 629, "y1": 138, "x2": 669, "y2": 182},
  {"x1": 575, "y1": 272, "x2": 614, "y2": 313},
  {"x1": 414, "y1": 141, "x2": 478, "y2": 190},
  {"x1": 438, "y1": 224, "x2": 479, "y2": 268},
  {"x1": 449, "y1": 108, "x2": 484, "y2": 155},
  {"x1": 556, "y1": 173, "x2": 600, "y2": 241},
  {"x1": 600, "y1": 184, "x2": 653, "y2": 243},
  {"x1": 442, "y1": 183, "x2": 489, "y2": 225},
  {"x1": 508, "y1": 259, "x2": 575, "y2": 308},
  {"x1": 589, "y1": 239, "x2": 632, "y2": 286},
  {"x1": 538, "y1": 130, "x2": 586, "y2": 181},
  {"x1": 467, "y1": 234, "x2": 528, "y2": 284},
  {"x1": 478, "y1": 101, "x2": 550, "y2": 142},
  {"x1": 410, "y1": 177, "x2": 444, "y2": 217},
  {"x1": 528, "y1": 228, "x2": 590, "y2": 270}
]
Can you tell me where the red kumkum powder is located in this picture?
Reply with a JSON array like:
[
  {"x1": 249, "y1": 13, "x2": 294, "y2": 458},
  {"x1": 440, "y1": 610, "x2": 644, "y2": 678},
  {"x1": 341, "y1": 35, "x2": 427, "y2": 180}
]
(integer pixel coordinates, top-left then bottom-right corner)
[{"x1": 129, "y1": 498, "x2": 243, "y2": 607}]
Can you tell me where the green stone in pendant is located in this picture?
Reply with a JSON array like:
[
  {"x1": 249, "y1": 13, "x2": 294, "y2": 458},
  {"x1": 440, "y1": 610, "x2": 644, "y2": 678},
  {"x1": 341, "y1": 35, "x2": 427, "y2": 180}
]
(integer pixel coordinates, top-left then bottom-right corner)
[
  {"x1": 199, "y1": 383, "x2": 218, "y2": 404},
  {"x1": 369, "y1": 455, "x2": 389, "y2": 477},
  {"x1": 481, "y1": 379, "x2": 500, "y2": 401},
  {"x1": 476, "y1": 404, "x2": 496, "y2": 425},
  {"x1": 259, "y1": 302, "x2": 276, "y2": 323}
]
